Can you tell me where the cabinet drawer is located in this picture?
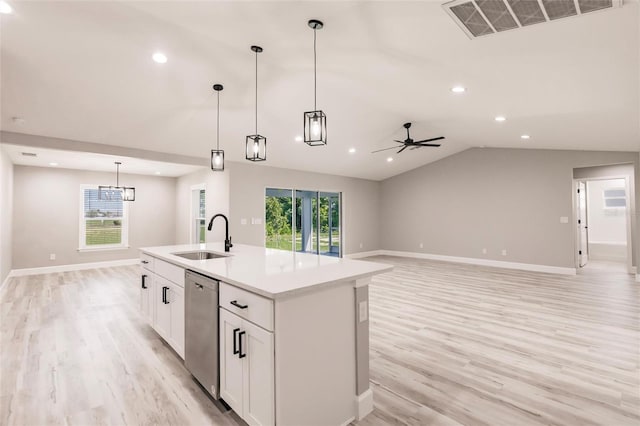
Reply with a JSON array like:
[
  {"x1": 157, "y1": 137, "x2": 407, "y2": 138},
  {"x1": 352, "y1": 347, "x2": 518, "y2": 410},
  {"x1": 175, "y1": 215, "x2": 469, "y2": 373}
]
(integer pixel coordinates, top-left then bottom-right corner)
[
  {"x1": 155, "y1": 258, "x2": 185, "y2": 287},
  {"x1": 140, "y1": 253, "x2": 154, "y2": 271},
  {"x1": 220, "y1": 282, "x2": 273, "y2": 331}
]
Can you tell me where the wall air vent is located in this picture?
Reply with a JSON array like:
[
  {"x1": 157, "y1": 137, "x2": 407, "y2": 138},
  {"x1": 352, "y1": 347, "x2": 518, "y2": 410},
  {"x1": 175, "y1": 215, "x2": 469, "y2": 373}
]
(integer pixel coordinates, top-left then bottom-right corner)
[
  {"x1": 21, "y1": 152, "x2": 37, "y2": 157},
  {"x1": 443, "y1": 0, "x2": 622, "y2": 39}
]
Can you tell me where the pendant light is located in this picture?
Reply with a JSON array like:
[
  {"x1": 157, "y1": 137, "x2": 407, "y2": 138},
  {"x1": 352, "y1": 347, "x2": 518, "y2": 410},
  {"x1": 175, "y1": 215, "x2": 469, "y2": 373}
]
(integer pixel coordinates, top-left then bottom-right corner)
[
  {"x1": 304, "y1": 19, "x2": 327, "y2": 146},
  {"x1": 246, "y1": 45, "x2": 266, "y2": 162},
  {"x1": 211, "y1": 84, "x2": 225, "y2": 172},
  {"x1": 99, "y1": 161, "x2": 135, "y2": 201}
]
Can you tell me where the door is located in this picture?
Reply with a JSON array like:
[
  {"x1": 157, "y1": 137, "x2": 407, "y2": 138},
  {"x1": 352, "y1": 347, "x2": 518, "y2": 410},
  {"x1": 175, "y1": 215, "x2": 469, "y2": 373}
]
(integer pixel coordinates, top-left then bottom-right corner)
[
  {"x1": 140, "y1": 272, "x2": 153, "y2": 323},
  {"x1": 577, "y1": 182, "x2": 589, "y2": 267},
  {"x1": 220, "y1": 309, "x2": 244, "y2": 414},
  {"x1": 243, "y1": 320, "x2": 275, "y2": 426},
  {"x1": 168, "y1": 282, "x2": 185, "y2": 358},
  {"x1": 154, "y1": 276, "x2": 172, "y2": 342}
]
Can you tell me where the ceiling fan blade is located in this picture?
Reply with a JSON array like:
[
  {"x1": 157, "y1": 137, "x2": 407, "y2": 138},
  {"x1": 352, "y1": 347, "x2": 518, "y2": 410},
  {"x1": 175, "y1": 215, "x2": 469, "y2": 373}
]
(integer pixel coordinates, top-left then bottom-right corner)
[
  {"x1": 416, "y1": 143, "x2": 441, "y2": 147},
  {"x1": 393, "y1": 140, "x2": 406, "y2": 144},
  {"x1": 371, "y1": 146, "x2": 401, "y2": 153},
  {"x1": 397, "y1": 146, "x2": 408, "y2": 154},
  {"x1": 413, "y1": 136, "x2": 445, "y2": 144}
]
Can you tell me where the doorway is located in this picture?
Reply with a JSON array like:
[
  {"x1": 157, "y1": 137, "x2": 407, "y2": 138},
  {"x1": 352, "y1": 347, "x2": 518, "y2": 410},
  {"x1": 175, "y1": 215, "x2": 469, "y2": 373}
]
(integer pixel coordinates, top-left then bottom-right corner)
[{"x1": 574, "y1": 178, "x2": 631, "y2": 273}]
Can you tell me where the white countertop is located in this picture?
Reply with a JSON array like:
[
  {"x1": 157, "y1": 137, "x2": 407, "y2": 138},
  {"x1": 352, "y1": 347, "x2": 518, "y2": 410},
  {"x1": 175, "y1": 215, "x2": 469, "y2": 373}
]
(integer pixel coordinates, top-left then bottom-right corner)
[{"x1": 140, "y1": 243, "x2": 393, "y2": 299}]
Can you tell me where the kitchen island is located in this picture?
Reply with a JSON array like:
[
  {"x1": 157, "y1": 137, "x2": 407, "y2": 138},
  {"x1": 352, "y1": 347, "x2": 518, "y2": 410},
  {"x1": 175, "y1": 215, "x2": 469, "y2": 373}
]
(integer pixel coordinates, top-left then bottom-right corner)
[{"x1": 139, "y1": 242, "x2": 392, "y2": 426}]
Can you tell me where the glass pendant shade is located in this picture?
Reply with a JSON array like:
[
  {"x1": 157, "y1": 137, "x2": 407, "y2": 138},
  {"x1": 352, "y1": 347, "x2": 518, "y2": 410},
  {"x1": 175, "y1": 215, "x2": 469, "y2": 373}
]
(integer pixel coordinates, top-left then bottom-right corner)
[
  {"x1": 211, "y1": 149, "x2": 225, "y2": 171},
  {"x1": 122, "y1": 187, "x2": 136, "y2": 201},
  {"x1": 304, "y1": 110, "x2": 327, "y2": 146},
  {"x1": 245, "y1": 134, "x2": 266, "y2": 162}
]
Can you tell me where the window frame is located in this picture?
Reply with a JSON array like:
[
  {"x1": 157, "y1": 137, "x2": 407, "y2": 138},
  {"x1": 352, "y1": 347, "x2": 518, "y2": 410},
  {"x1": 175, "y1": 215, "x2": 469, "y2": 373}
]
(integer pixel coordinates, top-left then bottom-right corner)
[
  {"x1": 603, "y1": 187, "x2": 626, "y2": 210},
  {"x1": 79, "y1": 184, "x2": 130, "y2": 251}
]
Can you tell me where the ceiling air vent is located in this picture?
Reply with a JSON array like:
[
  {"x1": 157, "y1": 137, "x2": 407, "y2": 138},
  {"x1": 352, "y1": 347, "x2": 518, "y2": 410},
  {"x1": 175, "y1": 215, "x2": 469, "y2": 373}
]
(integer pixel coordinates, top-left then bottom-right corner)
[{"x1": 443, "y1": 0, "x2": 622, "y2": 39}]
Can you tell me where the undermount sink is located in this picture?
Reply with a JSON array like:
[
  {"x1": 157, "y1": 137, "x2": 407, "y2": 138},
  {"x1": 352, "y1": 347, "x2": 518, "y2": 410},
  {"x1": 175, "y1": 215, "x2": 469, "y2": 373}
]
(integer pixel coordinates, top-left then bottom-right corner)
[{"x1": 172, "y1": 250, "x2": 228, "y2": 260}]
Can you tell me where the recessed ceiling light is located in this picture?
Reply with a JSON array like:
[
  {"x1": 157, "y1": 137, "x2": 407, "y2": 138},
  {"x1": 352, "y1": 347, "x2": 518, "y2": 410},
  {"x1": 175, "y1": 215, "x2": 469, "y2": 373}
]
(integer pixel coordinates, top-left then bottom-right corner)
[
  {"x1": 152, "y1": 52, "x2": 168, "y2": 64},
  {"x1": 0, "y1": 2, "x2": 13, "y2": 14},
  {"x1": 294, "y1": 135, "x2": 303, "y2": 142},
  {"x1": 387, "y1": 157, "x2": 393, "y2": 162},
  {"x1": 451, "y1": 86, "x2": 466, "y2": 93},
  {"x1": 49, "y1": 162, "x2": 58, "y2": 166},
  {"x1": 495, "y1": 116, "x2": 506, "y2": 122},
  {"x1": 348, "y1": 148, "x2": 356, "y2": 154},
  {"x1": 521, "y1": 134, "x2": 530, "y2": 140},
  {"x1": 155, "y1": 171, "x2": 161, "y2": 175}
]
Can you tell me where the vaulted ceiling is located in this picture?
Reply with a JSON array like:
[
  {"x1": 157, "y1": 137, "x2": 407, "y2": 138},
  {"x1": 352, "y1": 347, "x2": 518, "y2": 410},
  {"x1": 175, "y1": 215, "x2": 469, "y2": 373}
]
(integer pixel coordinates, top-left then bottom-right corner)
[{"x1": 1, "y1": 1, "x2": 638, "y2": 180}]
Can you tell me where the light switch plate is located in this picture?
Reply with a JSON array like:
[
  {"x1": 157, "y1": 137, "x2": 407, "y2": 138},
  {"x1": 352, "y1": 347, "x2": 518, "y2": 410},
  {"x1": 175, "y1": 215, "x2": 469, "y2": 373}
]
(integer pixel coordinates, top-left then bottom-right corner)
[
  {"x1": 359, "y1": 301, "x2": 368, "y2": 322},
  {"x1": 253, "y1": 218, "x2": 262, "y2": 225},
  {"x1": 560, "y1": 216, "x2": 569, "y2": 224}
]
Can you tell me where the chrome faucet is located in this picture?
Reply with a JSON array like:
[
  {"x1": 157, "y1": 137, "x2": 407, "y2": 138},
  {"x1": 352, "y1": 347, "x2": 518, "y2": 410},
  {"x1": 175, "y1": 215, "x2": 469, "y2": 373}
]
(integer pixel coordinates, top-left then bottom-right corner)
[{"x1": 208, "y1": 213, "x2": 233, "y2": 252}]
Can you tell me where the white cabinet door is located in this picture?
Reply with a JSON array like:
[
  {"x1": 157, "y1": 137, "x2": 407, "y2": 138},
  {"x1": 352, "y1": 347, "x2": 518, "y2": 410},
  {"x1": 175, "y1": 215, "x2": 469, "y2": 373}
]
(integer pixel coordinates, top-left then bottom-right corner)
[
  {"x1": 154, "y1": 276, "x2": 172, "y2": 342},
  {"x1": 168, "y1": 282, "x2": 185, "y2": 359},
  {"x1": 243, "y1": 320, "x2": 275, "y2": 426},
  {"x1": 220, "y1": 308, "x2": 245, "y2": 415},
  {"x1": 140, "y1": 272, "x2": 154, "y2": 324}
]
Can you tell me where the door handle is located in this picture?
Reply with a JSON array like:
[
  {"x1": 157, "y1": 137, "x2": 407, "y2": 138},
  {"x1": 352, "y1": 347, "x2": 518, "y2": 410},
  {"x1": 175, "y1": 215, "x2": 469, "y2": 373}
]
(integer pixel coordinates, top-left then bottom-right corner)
[
  {"x1": 233, "y1": 328, "x2": 240, "y2": 355},
  {"x1": 141, "y1": 260, "x2": 149, "y2": 264},
  {"x1": 141, "y1": 274, "x2": 147, "y2": 289},
  {"x1": 230, "y1": 300, "x2": 248, "y2": 309},
  {"x1": 238, "y1": 331, "x2": 246, "y2": 358}
]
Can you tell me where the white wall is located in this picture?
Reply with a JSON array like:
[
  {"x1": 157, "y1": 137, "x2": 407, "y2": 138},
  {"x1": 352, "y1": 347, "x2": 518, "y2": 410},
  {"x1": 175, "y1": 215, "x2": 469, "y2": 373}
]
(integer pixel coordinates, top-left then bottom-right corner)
[
  {"x1": 228, "y1": 162, "x2": 380, "y2": 255},
  {"x1": 380, "y1": 148, "x2": 639, "y2": 269},
  {"x1": 175, "y1": 167, "x2": 229, "y2": 244},
  {"x1": 587, "y1": 179, "x2": 627, "y2": 243},
  {"x1": 12, "y1": 165, "x2": 177, "y2": 269},
  {"x1": 0, "y1": 147, "x2": 14, "y2": 284}
]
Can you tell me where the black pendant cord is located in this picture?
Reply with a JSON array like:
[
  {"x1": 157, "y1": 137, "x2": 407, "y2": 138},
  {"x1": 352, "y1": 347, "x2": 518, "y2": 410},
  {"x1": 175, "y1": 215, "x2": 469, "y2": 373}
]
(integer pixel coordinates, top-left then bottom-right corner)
[
  {"x1": 255, "y1": 49, "x2": 258, "y2": 135},
  {"x1": 216, "y1": 90, "x2": 220, "y2": 151},
  {"x1": 313, "y1": 27, "x2": 317, "y2": 111}
]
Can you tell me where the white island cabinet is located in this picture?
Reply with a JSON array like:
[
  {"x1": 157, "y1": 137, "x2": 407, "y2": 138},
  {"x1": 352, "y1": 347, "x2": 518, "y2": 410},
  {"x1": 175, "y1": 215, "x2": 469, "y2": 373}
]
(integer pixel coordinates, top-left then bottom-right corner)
[{"x1": 140, "y1": 243, "x2": 392, "y2": 426}]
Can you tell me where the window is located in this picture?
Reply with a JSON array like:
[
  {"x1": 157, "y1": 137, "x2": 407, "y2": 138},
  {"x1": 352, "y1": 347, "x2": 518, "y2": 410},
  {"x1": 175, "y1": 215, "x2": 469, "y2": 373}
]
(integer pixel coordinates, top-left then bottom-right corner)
[
  {"x1": 79, "y1": 185, "x2": 129, "y2": 250},
  {"x1": 191, "y1": 185, "x2": 206, "y2": 244},
  {"x1": 604, "y1": 187, "x2": 626, "y2": 209}
]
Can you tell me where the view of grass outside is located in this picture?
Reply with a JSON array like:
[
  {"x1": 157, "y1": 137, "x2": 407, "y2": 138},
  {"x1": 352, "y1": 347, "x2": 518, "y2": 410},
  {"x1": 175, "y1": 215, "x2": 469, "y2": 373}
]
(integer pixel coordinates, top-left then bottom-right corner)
[{"x1": 85, "y1": 219, "x2": 122, "y2": 245}]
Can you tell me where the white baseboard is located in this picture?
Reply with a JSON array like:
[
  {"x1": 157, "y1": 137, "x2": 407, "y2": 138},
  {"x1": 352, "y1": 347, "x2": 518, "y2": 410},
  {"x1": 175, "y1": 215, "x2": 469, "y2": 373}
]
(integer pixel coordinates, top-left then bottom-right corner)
[
  {"x1": 0, "y1": 274, "x2": 12, "y2": 290},
  {"x1": 346, "y1": 250, "x2": 384, "y2": 259},
  {"x1": 355, "y1": 388, "x2": 374, "y2": 421},
  {"x1": 9, "y1": 258, "x2": 140, "y2": 277},
  {"x1": 376, "y1": 250, "x2": 576, "y2": 276}
]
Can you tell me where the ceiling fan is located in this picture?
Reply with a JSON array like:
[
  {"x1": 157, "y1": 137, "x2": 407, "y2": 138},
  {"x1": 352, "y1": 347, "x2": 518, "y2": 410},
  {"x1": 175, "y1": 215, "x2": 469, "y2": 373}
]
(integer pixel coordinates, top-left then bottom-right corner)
[{"x1": 372, "y1": 122, "x2": 444, "y2": 154}]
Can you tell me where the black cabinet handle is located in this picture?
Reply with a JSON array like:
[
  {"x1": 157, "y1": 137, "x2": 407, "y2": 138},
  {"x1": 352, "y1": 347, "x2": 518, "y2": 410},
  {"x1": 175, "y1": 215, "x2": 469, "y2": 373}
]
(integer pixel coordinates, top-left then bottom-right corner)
[
  {"x1": 162, "y1": 286, "x2": 169, "y2": 304},
  {"x1": 238, "y1": 331, "x2": 246, "y2": 358},
  {"x1": 230, "y1": 300, "x2": 248, "y2": 309},
  {"x1": 233, "y1": 328, "x2": 240, "y2": 355},
  {"x1": 141, "y1": 260, "x2": 149, "y2": 264},
  {"x1": 141, "y1": 274, "x2": 147, "y2": 289}
]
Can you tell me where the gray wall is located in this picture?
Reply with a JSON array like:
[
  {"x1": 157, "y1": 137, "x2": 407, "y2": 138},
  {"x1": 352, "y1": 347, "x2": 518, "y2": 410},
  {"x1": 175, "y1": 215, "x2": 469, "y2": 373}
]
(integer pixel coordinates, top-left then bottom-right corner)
[
  {"x1": 0, "y1": 147, "x2": 14, "y2": 283},
  {"x1": 380, "y1": 148, "x2": 639, "y2": 269},
  {"x1": 12, "y1": 165, "x2": 177, "y2": 269},
  {"x1": 175, "y1": 167, "x2": 229, "y2": 244},
  {"x1": 228, "y1": 162, "x2": 380, "y2": 255}
]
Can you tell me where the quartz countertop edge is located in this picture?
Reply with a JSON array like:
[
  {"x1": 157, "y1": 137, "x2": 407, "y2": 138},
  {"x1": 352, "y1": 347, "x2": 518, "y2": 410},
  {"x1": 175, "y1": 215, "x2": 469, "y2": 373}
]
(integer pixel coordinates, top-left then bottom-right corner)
[{"x1": 140, "y1": 243, "x2": 393, "y2": 300}]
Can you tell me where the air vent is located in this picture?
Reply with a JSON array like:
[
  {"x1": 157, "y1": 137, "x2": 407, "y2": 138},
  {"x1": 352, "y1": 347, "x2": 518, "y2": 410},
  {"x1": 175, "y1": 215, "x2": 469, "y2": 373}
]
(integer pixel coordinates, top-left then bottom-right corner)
[
  {"x1": 443, "y1": 0, "x2": 622, "y2": 39},
  {"x1": 21, "y1": 152, "x2": 37, "y2": 157}
]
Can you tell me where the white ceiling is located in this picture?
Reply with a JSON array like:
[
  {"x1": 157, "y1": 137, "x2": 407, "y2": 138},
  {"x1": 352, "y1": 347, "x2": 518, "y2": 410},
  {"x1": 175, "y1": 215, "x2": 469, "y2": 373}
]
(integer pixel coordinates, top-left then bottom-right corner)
[
  {"x1": 1, "y1": 1, "x2": 638, "y2": 181},
  {"x1": 2, "y1": 144, "x2": 203, "y2": 177}
]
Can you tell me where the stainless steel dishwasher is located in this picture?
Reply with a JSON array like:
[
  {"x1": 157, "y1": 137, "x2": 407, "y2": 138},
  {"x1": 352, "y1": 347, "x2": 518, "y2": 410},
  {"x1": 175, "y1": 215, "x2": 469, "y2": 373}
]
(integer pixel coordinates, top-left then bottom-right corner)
[{"x1": 185, "y1": 270, "x2": 219, "y2": 399}]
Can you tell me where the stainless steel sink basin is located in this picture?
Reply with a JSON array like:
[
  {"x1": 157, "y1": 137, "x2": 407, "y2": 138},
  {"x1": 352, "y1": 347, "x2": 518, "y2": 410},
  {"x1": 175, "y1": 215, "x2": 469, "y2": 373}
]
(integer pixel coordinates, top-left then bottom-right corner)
[{"x1": 172, "y1": 251, "x2": 228, "y2": 260}]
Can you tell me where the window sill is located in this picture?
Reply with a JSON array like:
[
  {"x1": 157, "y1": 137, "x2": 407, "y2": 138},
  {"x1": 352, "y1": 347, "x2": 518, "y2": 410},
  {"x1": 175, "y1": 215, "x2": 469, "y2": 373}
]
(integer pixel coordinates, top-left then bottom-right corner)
[{"x1": 78, "y1": 246, "x2": 130, "y2": 253}]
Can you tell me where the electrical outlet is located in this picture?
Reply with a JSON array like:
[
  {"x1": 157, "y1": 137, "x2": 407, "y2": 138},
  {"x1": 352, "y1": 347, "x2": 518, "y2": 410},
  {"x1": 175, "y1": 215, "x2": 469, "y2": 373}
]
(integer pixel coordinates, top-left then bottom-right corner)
[
  {"x1": 419, "y1": 242, "x2": 424, "y2": 249},
  {"x1": 560, "y1": 216, "x2": 569, "y2": 224},
  {"x1": 49, "y1": 253, "x2": 56, "y2": 261},
  {"x1": 501, "y1": 249, "x2": 507, "y2": 256},
  {"x1": 359, "y1": 242, "x2": 363, "y2": 249},
  {"x1": 482, "y1": 248, "x2": 487, "y2": 254}
]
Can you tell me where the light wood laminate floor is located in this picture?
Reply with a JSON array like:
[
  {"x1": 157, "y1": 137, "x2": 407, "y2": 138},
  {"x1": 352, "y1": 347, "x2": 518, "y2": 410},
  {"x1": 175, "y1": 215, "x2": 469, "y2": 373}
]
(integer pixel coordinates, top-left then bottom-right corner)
[{"x1": 1, "y1": 258, "x2": 638, "y2": 425}]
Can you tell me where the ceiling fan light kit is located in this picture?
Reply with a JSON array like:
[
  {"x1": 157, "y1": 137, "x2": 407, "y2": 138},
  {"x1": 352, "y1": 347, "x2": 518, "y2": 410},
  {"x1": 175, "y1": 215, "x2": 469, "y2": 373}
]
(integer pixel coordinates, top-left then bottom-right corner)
[
  {"x1": 211, "y1": 84, "x2": 225, "y2": 172},
  {"x1": 246, "y1": 45, "x2": 267, "y2": 162},
  {"x1": 304, "y1": 19, "x2": 327, "y2": 146},
  {"x1": 99, "y1": 161, "x2": 135, "y2": 201}
]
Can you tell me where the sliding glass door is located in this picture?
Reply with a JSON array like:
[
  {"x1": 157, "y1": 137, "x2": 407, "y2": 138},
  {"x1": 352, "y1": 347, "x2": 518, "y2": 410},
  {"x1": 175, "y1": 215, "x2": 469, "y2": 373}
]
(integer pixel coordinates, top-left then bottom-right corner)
[{"x1": 265, "y1": 188, "x2": 341, "y2": 257}]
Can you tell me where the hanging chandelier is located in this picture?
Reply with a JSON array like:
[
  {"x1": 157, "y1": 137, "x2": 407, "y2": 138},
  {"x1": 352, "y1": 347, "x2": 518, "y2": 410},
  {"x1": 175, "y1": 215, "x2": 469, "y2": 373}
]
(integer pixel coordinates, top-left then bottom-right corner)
[
  {"x1": 246, "y1": 45, "x2": 267, "y2": 162},
  {"x1": 211, "y1": 84, "x2": 225, "y2": 171},
  {"x1": 99, "y1": 161, "x2": 135, "y2": 201},
  {"x1": 304, "y1": 19, "x2": 327, "y2": 146}
]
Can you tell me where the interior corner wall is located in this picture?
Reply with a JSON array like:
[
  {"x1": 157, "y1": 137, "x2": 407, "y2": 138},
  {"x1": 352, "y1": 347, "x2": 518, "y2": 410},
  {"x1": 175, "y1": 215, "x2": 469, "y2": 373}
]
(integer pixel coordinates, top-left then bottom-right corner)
[
  {"x1": 175, "y1": 167, "x2": 229, "y2": 245},
  {"x1": 12, "y1": 165, "x2": 177, "y2": 269},
  {"x1": 0, "y1": 147, "x2": 14, "y2": 283},
  {"x1": 227, "y1": 162, "x2": 380, "y2": 255},
  {"x1": 379, "y1": 148, "x2": 639, "y2": 269}
]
